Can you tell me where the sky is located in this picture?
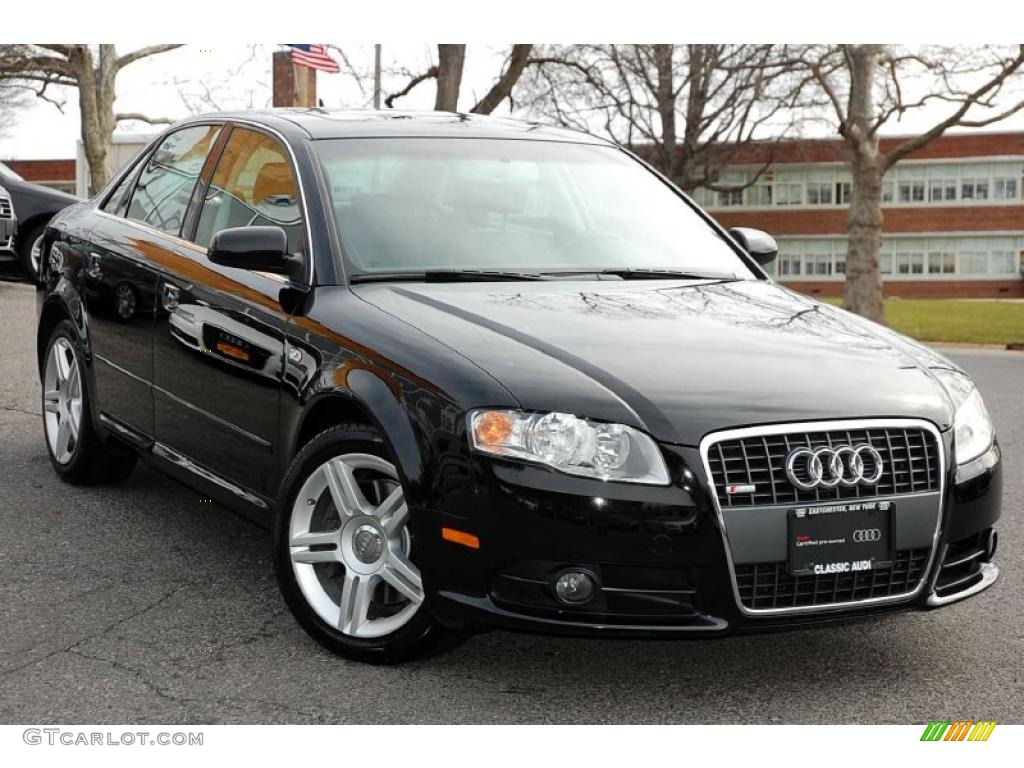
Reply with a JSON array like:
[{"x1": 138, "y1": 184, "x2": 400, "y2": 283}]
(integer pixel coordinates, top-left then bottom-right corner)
[
  {"x1": 0, "y1": 44, "x2": 518, "y2": 159},
  {"x1": 3, "y1": 43, "x2": 1024, "y2": 161}
]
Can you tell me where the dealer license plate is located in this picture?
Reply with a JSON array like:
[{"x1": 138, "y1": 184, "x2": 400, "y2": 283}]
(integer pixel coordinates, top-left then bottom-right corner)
[{"x1": 787, "y1": 500, "x2": 893, "y2": 577}]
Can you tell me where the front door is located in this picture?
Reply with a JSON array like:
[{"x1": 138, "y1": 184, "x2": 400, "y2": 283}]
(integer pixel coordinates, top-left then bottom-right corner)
[{"x1": 152, "y1": 125, "x2": 307, "y2": 500}]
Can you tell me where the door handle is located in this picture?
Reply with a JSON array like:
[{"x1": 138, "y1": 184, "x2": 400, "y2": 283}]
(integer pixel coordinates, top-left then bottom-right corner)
[{"x1": 161, "y1": 283, "x2": 180, "y2": 312}]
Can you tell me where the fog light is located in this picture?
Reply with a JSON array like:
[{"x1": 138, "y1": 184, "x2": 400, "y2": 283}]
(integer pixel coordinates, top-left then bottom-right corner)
[{"x1": 554, "y1": 569, "x2": 598, "y2": 605}]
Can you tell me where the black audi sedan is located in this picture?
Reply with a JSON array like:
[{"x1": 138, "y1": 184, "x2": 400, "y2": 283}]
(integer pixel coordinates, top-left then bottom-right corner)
[{"x1": 35, "y1": 110, "x2": 1002, "y2": 663}]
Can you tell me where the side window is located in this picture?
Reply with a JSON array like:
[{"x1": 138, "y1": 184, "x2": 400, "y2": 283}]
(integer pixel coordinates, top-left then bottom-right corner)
[
  {"x1": 194, "y1": 127, "x2": 304, "y2": 254},
  {"x1": 125, "y1": 125, "x2": 221, "y2": 236},
  {"x1": 101, "y1": 168, "x2": 136, "y2": 216}
]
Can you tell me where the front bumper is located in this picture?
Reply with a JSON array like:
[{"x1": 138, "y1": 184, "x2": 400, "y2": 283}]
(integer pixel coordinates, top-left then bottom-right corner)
[{"x1": 413, "y1": 428, "x2": 1002, "y2": 638}]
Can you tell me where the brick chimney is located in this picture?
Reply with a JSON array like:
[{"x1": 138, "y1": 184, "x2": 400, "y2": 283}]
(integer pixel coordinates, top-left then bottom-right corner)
[{"x1": 272, "y1": 51, "x2": 317, "y2": 107}]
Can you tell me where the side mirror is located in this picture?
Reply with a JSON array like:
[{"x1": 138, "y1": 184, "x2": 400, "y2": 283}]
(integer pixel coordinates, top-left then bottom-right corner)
[
  {"x1": 729, "y1": 227, "x2": 778, "y2": 267},
  {"x1": 208, "y1": 226, "x2": 292, "y2": 275}
]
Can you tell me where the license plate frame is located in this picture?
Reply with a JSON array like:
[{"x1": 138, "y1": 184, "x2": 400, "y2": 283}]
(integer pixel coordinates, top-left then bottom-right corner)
[{"x1": 787, "y1": 500, "x2": 893, "y2": 577}]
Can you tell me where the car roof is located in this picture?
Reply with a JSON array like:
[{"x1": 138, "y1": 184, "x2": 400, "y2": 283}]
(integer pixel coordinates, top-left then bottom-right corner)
[{"x1": 181, "y1": 108, "x2": 612, "y2": 145}]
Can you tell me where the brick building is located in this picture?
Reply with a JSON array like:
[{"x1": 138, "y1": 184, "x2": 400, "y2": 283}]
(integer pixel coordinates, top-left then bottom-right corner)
[
  {"x1": 692, "y1": 131, "x2": 1024, "y2": 298},
  {"x1": 2, "y1": 158, "x2": 76, "y2": 195}
]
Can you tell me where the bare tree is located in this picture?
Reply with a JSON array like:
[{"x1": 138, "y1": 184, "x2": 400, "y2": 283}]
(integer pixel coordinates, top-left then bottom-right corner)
[
  {"x1": 801, "y1": 44, "x2": 1024, "y2": 322},
  {"x1": 434, "y1": 44, "x2": 466, "y2": 111},
  {"x1": 386, "y1": 44, "x2": 533, "y2": 114},
  {"x1": 0, "y1": 44, "x2": 182, "y2": 193},
  {"x1": 522, "y1": 44, "x2": 809, "y2": 192}
]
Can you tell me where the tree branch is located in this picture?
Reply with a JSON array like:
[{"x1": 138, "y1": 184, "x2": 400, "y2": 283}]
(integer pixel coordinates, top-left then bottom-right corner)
[
  {"x1": 115, "y1": 112, "x2": 174, "y2": 124},
  {"x1": 384, "y1": 67, "x2": 437, "y2": 108},
  {"x1": 471, "y1": 44, "x2": 532, "y2": 114},
  {"x1": 116, "y1": 44, "x2": 183, "y2": 70},
  {"x1": 882, "y1": 45, "x2": 1024, "y2": 169}
]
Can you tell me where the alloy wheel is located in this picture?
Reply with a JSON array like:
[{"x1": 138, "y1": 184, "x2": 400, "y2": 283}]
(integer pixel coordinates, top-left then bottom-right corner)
[
  {"x1": 43, "y1": 337, "x2": 83, "y2": 464},
  {"x1": 288, "y1": 453, "x2": 424, "y2": 639}
]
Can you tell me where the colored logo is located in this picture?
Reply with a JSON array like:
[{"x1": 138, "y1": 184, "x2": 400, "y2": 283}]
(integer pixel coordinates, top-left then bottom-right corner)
[{"x1": 920, "y1": 720, "x2": 997, "y2": 741}]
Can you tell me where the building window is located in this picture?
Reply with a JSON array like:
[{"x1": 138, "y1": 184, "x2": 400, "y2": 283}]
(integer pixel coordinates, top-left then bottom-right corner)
[
  {"x1": 806, "y1": 182, "x2": 833, "y2": 205},
  {"x1": 836, "y1": 182, "x2": 851, "y2": 204},
  {"x1": 991, "y1": 251, "x2": 1018, "y2": 274},
  {"x1": 778, "y1": 254, "x2": 801, "y2": 276},
  {"x1": 895, "y1": 252, "x2": 925, "y2": 274},
  {"x1": 898, "y1": 180, "x2": 926, "y2": 203},
  {"x1": 929, "y1": 179, "x2": 958, "y2": 202},
  {"x1": 927, "y1": 252, "x2": 956, "y2": 274},
  {"x1": 775, "y1": 182, "x2": 803, "y2": 206},
  {"x1": 693, "y1": 188, "x2": 715, "y2": 207},
  {"x1": 881, "y1": 179, "x2": 895, "y2": 203},
  {"x1": 961, "y1": 178, "x2": 990, "y2": 201},
  {"x1": 994, "y1": 177, "x2": 1019, "y2": 200},
  {"x1": 778, "y1": 237, "x2": 1023, "y2": 281},
  {"x1": 959, "y1": 252, "x2": 989, "y2": 275},
  {"x1": 806, "y1": 253, "x2": 832, "y2": 275},
  {"x1": 718, "y1": 188, "x2": 744, "y2": 207},
  {"x1": 745, "y1": 183, "x2": 773, "y2": 206}
]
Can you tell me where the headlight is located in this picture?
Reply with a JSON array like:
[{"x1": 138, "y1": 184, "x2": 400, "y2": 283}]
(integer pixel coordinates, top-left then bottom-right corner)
[
  {"x1": 933, "y1": 369, "x2": 996, "y2": 465},
  {"x1": 468, "y1": 409, "x2": 670, "y2": 485},
  {"x1": 953, "y1": 388, "x2": 995, "y2": 465}
]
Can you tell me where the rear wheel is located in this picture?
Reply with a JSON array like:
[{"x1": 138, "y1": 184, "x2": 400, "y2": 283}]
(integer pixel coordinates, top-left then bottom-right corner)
[
  {"x1": 273, "y1": 424, "x2": 450, "y2": 663},
  {"x1": 42, "y1": 320, "x2": 137, "y2": 484}
]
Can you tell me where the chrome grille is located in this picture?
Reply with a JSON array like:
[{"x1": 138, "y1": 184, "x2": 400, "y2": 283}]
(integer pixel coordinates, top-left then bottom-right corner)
[
  {"x1": 736, "y1": 548, "x2": 930, "y2": 610},
  {"x1": 708, "y1": 426, "x2": 941, "y2": 507},
  {"x1": 0, "y1": 196, "x2": 12, "y2": 217}
]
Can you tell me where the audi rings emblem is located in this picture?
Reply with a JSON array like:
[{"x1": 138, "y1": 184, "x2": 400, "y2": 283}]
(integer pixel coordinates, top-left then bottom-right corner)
[
  {"x1": 852, "y1": 528, "x2": 882, "y2": 543},
  {"x1": 784, "y1": 444, "x2": 885, "y2": 490}
]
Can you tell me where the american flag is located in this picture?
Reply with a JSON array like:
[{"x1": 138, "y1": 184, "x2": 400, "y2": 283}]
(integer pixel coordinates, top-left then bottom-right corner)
[{"x1": 285, "y1": 44, "x2": 340, "y2": 73}]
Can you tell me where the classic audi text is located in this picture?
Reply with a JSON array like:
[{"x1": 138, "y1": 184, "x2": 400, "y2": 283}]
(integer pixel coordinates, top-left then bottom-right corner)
[{"x1": 35, "y1": 110, "x2": 1003, "y2": 663}]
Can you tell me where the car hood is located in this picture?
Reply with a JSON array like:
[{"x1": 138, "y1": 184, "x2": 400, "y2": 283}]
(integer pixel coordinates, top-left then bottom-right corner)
[{"x1": 354, "y1": 278, "x2": 958, "y2": 445}]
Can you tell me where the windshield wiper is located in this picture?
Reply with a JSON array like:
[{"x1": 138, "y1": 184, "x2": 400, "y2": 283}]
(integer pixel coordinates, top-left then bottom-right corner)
[
  {"x1": 350, "y1": 269, "x2": 548, "y2": 284},
  {"x1": 595, "y1": 268, "x2": 741, "y2": 281}
]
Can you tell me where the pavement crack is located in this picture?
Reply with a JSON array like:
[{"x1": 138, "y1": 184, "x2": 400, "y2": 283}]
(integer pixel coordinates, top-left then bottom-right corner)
[
  {"x1": 0, "y1": 404, "x2": 40, "y2": 418},
  {"x1": 0, "y1": 583, "x2": 193, "y2": 678},
  {"x1": 68, "y1": 648, "x2": 325, "y2": 722},
  {"x1": 67, "y1": 648, "x2": 195, "y2": 710}
]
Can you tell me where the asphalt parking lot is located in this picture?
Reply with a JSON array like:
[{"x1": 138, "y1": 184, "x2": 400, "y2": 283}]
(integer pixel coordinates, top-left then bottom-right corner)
[{"x1": 0, "y1": 275, "x2": 1021, "y2": 724}]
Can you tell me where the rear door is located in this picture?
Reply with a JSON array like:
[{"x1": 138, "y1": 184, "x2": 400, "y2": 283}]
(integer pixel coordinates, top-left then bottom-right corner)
[
  {"x1": 83, "y1": 124, "x2": 222, "y2": 440},
  {"x1": 151, "y1": 124, "x2": 307, "y2": 499}
]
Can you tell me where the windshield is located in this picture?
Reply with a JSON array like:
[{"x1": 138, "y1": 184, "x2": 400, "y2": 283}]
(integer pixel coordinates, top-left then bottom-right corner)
[
  {"x1": 315, "y1": 138, "x2": 755, "y2": 279},
  {"x1": 0, "y1": 161, "x2": 24, "y2": 181}
]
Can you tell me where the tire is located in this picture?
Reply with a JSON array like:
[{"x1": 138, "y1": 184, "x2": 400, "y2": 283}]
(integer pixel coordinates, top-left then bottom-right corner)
[
  {"x1": 273, "y1": 423, "x2": 451, "y2": 664},
  {"x1": 18, "y1": 222, "x2": 45, "y2": 283},
  {"x1": 41, "y1": 320, "x2": 137, "y2": 485}
]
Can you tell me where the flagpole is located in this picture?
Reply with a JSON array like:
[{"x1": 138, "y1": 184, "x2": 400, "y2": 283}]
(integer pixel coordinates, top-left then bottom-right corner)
[{"x1": 373, "y1": 44, "x2": 382, "y2": 109}]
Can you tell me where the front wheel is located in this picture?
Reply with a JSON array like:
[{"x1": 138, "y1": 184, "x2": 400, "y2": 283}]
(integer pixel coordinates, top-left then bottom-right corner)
[{"x1": 273, "y1": 424, "x2": 450, "y2": 664}]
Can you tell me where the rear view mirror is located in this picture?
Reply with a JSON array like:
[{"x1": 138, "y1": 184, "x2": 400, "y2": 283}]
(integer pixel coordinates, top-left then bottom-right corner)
[
  {"x1": 729, "y1": 227, "x2": 778, "y2": 267},
  {"x1": 208, "y1": 226, "x2": 292, "y2": 275}
]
